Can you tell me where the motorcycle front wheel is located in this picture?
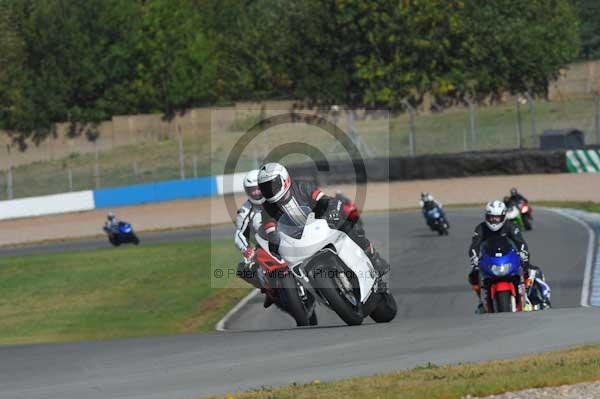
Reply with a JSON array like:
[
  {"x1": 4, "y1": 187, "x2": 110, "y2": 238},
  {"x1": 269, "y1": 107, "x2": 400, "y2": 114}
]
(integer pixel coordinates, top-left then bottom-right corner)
[
  {"x1": 313, "y1": 264, "x2": 363, "y2": 326},
  {"x1": 494, "y1": 291, "x2": 514, "y2": 312}
]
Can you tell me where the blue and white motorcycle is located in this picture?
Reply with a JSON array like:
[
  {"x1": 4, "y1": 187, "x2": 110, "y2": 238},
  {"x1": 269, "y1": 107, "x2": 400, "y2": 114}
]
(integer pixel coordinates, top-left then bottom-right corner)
[
  {"x1": 478, "y1": 237, "x2": 550, "y2": 313},
  {"x1": 103, "y1": 221, "x2": 140, "y2": 246},
  {"x1": 424, "y1": 206, "x2": 449, "y2": 235}
]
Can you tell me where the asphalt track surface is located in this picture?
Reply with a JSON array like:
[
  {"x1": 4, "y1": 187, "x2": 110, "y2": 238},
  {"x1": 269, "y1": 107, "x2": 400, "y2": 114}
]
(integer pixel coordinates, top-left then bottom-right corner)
[
  {"x1": 1, "y1": 209, "x2": 599, "y2": 399},
  {"x1": 0, "y1": 225, "x2": 233, "y2": 257}
]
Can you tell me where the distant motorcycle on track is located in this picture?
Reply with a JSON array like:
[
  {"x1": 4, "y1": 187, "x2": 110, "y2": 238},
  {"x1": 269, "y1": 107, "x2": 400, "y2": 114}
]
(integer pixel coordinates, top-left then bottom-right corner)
[
  {"x1": 504, "y1": 197, "x2": 532, "y2": 231},
  {"x1": 517, "y1": 199, "x2": 533, "y2": 230},
  {"x1": 103, "y1": 221, "x2": 140, "y2": 246},
  {"x1": 424, "y1": 206, "x2": 449, "y2": 235},
  {"x1": 505, "y1": 204, "x2": 525, "y2": 230}
]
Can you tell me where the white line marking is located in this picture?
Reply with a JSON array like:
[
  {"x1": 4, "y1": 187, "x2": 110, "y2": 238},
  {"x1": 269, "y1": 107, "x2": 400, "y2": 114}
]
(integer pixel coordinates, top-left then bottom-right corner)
[
  {"x1": 545, "y1": 208, "x2": 596, "y2": 307},
  {"x1": 215, "y1": 289, "x2": 260, "y2": 331}
]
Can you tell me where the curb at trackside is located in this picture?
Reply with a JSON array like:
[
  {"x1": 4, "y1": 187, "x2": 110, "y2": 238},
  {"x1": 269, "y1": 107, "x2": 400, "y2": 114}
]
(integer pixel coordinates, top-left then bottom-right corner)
[
  {"x1": 544, "y1": 208, "x2": 598, "y2": 307},
  {"x1": 215, "y1": 289, "x2": 260, "y2": 332}
]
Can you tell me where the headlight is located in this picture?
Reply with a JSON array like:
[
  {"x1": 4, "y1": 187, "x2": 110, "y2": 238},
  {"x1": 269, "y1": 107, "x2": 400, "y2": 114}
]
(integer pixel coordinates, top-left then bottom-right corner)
[
  {"x1": 521, "y1": 205, "x2": 529, "y2": 213},
  {"x1": 490, "y1": 263, "x2": 512, "y2": 276}
]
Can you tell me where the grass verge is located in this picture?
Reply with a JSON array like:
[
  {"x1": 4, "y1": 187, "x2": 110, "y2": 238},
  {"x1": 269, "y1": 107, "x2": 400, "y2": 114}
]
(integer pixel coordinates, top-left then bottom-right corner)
[
  {"x1": 536, "y1": 201, "x2": 600, "y2": 214},
  {"x1": 205, "y1": 344, "x2": 600, "y2": 399},
  {"x1": 0, "y1": 239, "x2": 248, "y2": 345}
]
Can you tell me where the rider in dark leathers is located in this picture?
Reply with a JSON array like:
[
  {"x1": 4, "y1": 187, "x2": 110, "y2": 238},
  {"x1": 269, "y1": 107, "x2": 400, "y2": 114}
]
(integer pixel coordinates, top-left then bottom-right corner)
[
  {"x1": 508, "y1": 187, "x2": 528, "y2": 205},
  {"x1": 468, "y1": 200, "x2": 529, "y2": 312},
  {"x1": 468, "y1": 200, "x2": 549, "y2": 312},
  {"x1": 257, "y1": 162, "x2": 390, "y2": 286}
]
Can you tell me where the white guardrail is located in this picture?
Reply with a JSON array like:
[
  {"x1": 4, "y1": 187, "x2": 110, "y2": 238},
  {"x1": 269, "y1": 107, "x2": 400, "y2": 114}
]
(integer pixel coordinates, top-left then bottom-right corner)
[
  {"x1": 0, "y1": 173, "x2": 248, "y2": 221},
  {"x1": 0, "y1": 191, "x2": 95, "y2": 220}
]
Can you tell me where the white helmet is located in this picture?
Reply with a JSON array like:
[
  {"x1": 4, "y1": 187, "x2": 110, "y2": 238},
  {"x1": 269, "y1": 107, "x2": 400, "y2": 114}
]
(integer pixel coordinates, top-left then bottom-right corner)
[
  {"x1": 107, "y1": 211, "x2": 115, "y2": 221},
  {"x1": 243, "y1": 169, "x2": 264, "y2": 205},
  {"x1": 258, "y1": 162, "x2": 291, "y2": 203},
  {"x1": 485, "y1": 200, "x2": 507, "y2": 231}
]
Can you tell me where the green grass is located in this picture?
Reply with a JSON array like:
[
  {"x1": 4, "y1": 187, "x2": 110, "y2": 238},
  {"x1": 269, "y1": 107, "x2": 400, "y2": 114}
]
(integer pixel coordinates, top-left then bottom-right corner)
[
  {"x1": 0, "y1": 239, "x2": 249, "y2": 345},
  {"x1": 205, "y1": 345, "x2": 600, "y2": 399}
]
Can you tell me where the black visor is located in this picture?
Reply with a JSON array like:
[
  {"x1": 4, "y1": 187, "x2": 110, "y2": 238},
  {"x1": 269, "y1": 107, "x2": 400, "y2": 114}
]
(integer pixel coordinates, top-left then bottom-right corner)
[
  {"x1": 486, "y1": 214, "x2": 505, "y2": 225},
  {"x1": 244, "y1": 185, "x2": 262, "y2": 201},
  {"x1": 258, "y1": 177, "x2": 283, "y2": 200}
]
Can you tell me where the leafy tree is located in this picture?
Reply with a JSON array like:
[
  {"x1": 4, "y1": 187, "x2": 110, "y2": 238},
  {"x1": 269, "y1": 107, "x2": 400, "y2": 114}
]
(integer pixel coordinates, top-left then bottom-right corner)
[
  {"x1": 135, "y1": 0, "x2": 216, "y2": 120},
  {"x1": 0, "y1": 0, "x2": 583, "y2": 144},
  {"x1": 0, "y1": 0, "x2": 144, "y2": 146},
  {"x1": 577, "y1": 0, "x2": 600, "y2": 59},
  {"x1": 462, "y1": 0, "x2": 580, "y2": 98}
]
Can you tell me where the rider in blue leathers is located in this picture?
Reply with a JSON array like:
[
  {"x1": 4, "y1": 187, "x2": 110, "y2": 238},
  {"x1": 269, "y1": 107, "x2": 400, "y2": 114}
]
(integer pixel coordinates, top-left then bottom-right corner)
[{"x1": 420, "y1": 192, "x2": 447, "y2": 230}]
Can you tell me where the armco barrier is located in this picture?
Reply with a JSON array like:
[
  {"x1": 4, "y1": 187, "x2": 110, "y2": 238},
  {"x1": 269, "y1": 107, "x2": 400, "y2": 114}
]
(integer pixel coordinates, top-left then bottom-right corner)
[
  {"x1": 0, "y1": 149, "x2": 574, "y2": 221},
  {"x1": 93, "y1": 176, "x2": 217, "y2": 208},
  {"x1": 289, "y1": 149, "x2": 567, "y2": 186},
  {"x1": 0, "y1": 191, "x2": 94, "y2": 220}
]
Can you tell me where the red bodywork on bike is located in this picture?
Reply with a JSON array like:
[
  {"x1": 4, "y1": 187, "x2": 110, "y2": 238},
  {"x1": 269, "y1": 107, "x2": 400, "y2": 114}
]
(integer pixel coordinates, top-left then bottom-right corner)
[
  {"x1": 518, "y1": 200, "x2": 532, "y2": 218},
  {"x1": 488, "y1": 279, "x2": 524, "y2": 312},
  {"x1": 255, "y1": 247, "x2": 289, "y2": 301}
]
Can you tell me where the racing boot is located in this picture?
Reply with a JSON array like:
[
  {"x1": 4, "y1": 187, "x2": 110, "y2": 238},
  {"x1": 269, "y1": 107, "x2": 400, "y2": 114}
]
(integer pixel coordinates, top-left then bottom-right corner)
[
  {"x1": 237, "y1": 262, "x2": 261, "y2": 289},
  {"x1": 366, "y1": 246, "x2": 390, "y2": 293},
  {"x1": 472, "y1": 285, "x2": 485, "y2": 314},
  {"x1": 261, "y1": 288, "x2": 274, "y2": 308}
]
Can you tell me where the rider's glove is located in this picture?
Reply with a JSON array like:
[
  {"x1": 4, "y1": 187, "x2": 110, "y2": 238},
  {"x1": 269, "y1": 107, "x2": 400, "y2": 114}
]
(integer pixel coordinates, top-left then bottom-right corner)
[
  {"x1": 342, "y1": 201, "x2": 359, "y2": 222},
  {"x1": 243, "y1": 247, "x2": 255, "y2": 264},
  {"x1": 326, "y1": 202, "x2": 344, "y2": 228},
  {"x1": 470, "y1": 254, "x2": 479, "y2": 268},
  {"x1": 519, "y1": 250, "x2": 529, "y2": 264}
]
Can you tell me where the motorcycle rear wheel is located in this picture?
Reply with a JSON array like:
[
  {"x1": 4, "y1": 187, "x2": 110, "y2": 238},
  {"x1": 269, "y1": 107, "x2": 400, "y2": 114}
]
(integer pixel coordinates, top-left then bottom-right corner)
[
  {"x1": 369, "y1": 292, "x2": 397, "y2": 323},
  {"x1": 279, "y1": 273, "x2": 311, "y2": 327},
  {"x1": 523, "y1": 216, "x2": 532, "y2": 231}
]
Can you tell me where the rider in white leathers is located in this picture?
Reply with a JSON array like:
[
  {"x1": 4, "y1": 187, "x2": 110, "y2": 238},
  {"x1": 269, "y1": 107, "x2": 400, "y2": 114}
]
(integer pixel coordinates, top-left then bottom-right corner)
[{"x1": 234, "y1": 170, "x2": 264, "y2": 289}]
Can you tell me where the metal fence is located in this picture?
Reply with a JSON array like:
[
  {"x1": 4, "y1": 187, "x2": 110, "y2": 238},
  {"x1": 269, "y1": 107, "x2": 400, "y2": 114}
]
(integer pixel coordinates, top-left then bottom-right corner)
[{"x1": 1, "y1": 93, "x2": 599, "y2": 201}]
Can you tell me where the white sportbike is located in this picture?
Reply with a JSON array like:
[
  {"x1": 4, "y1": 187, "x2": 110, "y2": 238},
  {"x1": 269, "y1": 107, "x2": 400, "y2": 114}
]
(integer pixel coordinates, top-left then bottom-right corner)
[{"x1": 274, "y1": 207, "x2": 397, "y2": 326}]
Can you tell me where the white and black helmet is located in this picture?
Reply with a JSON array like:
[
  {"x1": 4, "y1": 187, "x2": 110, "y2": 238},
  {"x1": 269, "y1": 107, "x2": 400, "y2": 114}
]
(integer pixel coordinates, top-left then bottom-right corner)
[
  {"x1": 243, "y1": 169, "x2": 264, "y2": 205},
  {"x1": 107, "y1": 211, "x2": 115, "y2": 221},
  {"x1": 485, "y1": 200, "x2": 507, "y2": 231},
  {"x1": 258, "y1": 162, "x2": 291, "y2": 203}
]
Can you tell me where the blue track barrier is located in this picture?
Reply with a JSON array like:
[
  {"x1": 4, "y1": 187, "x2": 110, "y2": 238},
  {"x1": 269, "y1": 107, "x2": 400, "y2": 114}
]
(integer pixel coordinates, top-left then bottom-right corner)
[{"x1": 93, "y1": 176, "x2": 218, "y2": 208}]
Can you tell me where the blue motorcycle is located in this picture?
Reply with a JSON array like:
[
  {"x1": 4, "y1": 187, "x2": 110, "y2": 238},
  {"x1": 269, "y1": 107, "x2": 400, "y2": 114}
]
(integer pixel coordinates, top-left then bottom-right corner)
[
  {"x1": 424, "y1": 206, "x2": 449, "y2": 235},
  {"x1": 478, "y1": 237, "x2": 524, "y2": 313},
  {"x1": 104, "y1": 221, "x2": 140, "y2": 246}
]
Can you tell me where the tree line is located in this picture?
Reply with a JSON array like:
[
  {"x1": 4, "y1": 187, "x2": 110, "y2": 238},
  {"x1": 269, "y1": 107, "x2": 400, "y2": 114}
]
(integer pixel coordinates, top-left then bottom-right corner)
[{"x1": 0, "y1": 0, "x2": 594, "y2": 147}]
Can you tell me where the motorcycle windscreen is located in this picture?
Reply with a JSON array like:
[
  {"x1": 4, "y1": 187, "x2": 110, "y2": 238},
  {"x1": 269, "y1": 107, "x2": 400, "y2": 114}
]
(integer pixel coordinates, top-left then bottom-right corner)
[
  {"x1": 426, "y1": 208, "x2": 441, "y2": 219},
  {"x1": 277, "y1": 205, "x2": 312, "y2": 239},
  {"x1": 479, "y1": 237, "x2": 521, "y2": 278},
  {"x1": 118, "y1": 222, "x2": 132, "y2": 234}
]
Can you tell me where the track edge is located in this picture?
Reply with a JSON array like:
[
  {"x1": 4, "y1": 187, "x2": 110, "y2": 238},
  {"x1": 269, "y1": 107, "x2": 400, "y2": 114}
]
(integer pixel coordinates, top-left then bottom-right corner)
[{"x1": 215, "y1": 289, "x2": 260, "y2": 331}]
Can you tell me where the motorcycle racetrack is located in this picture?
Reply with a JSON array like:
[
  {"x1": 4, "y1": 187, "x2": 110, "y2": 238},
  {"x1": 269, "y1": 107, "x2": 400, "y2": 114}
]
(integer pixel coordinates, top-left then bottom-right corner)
[{"x1": 1, "y1": 208, "x2": 599, "y2": 399}]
